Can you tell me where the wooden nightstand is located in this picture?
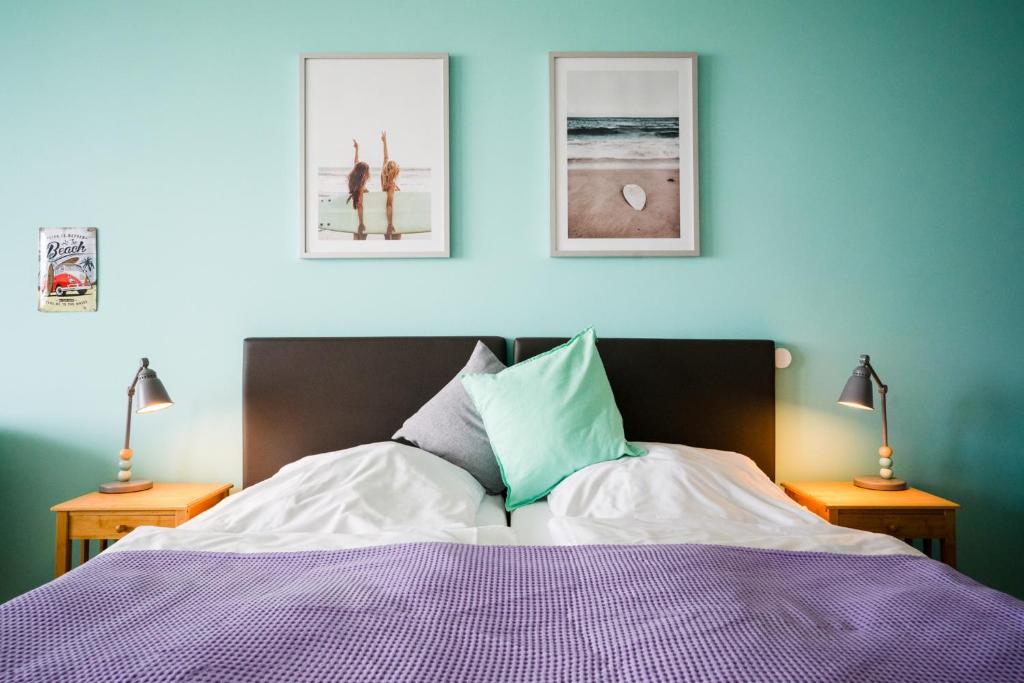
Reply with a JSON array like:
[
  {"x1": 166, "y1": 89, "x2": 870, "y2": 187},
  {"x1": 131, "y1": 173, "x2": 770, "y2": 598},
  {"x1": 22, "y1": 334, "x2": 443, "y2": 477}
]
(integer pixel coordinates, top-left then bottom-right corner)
[
  {"x1": 50, "y1": 482, "x2": 232, "y2": 577},
  {"x1": 781, "y1": 481, "x2": 959, "y2": 568}
]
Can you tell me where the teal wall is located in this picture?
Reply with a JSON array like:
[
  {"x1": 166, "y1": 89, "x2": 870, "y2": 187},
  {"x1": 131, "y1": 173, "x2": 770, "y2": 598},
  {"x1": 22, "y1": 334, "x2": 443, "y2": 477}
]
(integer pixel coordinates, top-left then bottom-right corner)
[{"x1": 1, "y1": 0, "x2": 1022, "y2": 601}]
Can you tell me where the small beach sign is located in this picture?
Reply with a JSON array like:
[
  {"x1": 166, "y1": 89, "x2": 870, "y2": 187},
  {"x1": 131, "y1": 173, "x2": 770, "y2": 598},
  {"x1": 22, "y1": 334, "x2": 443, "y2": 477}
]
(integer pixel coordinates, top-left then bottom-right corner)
[{"x1": 38, "y1": 227, "x2": 98, "y2": 312}]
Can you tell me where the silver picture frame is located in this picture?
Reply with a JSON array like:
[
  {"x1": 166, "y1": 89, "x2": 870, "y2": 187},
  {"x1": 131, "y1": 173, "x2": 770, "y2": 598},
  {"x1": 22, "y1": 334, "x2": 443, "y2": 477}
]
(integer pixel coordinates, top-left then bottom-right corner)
[
  {"x1": 549, "y1": 52, "x2": 700, "y2": 257},
  {"x1": 299, "y1": 53, "x2": 450, "y2": 258}
]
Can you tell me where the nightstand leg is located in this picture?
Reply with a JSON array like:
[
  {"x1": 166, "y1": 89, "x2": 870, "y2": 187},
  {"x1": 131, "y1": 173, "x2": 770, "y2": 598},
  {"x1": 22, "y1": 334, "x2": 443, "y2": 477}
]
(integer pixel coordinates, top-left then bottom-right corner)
[
  {"x1": 99, "y1": 539, "x2": 108, "y2": 552},
  {"x1": 922, "y1": 538, "x2": 933, "y2": 559},
  {"x1": 54, "y1": 512, "x2": 71, "y2": 577},
  {"x1": 940, "y1": 537, "x2": 957, "y2": 568},
  {"x1": 940, "y1": 510, "x2": 957, "y2": 569},
  {"x1": 78, "y1": 539, "x2": 89, "y2": 566}
]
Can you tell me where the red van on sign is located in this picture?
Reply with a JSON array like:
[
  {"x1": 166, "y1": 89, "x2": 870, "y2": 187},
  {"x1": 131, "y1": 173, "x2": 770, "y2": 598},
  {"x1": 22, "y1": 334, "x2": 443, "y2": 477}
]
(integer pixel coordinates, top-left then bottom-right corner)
[{"x1": 51, "y1": 264, "x2": 90, "y2": 296}]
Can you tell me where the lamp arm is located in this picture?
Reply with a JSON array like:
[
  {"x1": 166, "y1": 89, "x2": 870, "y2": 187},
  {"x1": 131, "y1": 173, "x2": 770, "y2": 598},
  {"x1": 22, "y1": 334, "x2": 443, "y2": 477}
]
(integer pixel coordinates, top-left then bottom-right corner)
[
  {"x1": 860, "y1": 360, "x2": 884, "y2": 446},
  {"x1": 878, "y1": 385, "x2": 888, "y2": 447},
  {"x1": 123, "y1": 359, "x2": 149, "y2": 450},
  {"x1": 123, "y1": 390, "x2": 134, "y2": 450},
  {"x1": 862, "y1": 358, "x2": 890, "y2": 449}
]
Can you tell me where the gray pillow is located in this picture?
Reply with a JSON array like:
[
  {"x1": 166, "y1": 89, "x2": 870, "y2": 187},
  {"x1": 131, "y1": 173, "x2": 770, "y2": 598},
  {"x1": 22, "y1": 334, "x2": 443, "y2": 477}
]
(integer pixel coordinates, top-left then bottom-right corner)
[{"x1": 393, "y1": 341, "x2": 506, "y2": 493}]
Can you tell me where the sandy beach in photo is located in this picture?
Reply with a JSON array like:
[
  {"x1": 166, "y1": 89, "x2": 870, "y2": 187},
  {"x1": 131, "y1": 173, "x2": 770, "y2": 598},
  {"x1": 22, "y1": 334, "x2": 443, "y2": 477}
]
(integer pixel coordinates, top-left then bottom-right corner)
[{"x1": 568, "y1": 168, "x2": 680, "y2": 238}]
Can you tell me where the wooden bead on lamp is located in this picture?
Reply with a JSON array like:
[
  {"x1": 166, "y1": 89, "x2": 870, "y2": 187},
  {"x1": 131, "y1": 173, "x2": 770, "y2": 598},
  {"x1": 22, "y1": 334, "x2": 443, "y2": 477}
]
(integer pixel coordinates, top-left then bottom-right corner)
[
  {"x1": 838, "y1": 354, "x2": 907, "y2": 491},
  {"x1": 99, "y1": 358, "x2": 173, "y2": 494}
]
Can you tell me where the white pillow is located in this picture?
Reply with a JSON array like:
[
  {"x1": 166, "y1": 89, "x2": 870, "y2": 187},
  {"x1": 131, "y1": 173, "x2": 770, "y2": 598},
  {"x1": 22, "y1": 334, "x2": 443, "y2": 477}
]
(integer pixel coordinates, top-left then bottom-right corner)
[
  {"x1": 547, "y1": 442, "x2": 819, "y2": 528},
  {"x1": 184, "y1": 441, "x2": 485, "y2": 535}
]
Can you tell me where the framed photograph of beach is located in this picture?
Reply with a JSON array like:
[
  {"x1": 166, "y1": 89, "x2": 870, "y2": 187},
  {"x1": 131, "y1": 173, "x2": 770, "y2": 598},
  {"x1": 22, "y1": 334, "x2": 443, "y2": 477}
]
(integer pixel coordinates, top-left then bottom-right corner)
[
  {"x1": 549, "y1": 52, "x2": 699, "y2": 256},
  {"x1": 300, "y1": 53, "x2": 449, "y2": 258}
]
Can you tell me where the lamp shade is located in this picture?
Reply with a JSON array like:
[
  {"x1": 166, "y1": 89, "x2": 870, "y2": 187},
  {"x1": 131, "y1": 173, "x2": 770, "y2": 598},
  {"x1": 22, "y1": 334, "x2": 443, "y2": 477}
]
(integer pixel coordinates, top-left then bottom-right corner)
[
  {"x1": 136, "y1": 368, "x2": 173, "y2": 414},
  {"x1": 837, "y1": 365, "x2": 873, "y2": 410}
]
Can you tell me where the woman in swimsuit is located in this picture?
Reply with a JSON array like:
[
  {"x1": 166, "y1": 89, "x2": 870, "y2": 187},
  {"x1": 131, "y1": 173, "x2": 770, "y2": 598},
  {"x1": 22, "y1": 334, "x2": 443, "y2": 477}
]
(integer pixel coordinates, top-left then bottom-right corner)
[
  {"x1": 380, "y1": 130, "x2": 401, "y2": 240},
  {"x1": 347, "y1": 139, "x2": 370, "y2": 240}
]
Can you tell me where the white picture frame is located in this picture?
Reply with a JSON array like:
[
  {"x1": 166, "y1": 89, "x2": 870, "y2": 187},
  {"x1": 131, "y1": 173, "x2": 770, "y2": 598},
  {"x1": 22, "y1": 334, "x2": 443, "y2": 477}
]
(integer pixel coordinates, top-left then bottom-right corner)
[
  {"x1": 550, "y1": 52, "x2": 699, "y2": 257},
  {"x1": 300, "y1": 53, "x2": 450, "y2": 258}
]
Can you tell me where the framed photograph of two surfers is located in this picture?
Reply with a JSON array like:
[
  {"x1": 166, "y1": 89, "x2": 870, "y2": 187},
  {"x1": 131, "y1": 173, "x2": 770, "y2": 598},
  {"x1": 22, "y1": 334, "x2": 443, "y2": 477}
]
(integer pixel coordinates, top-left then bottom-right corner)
[
  {"x1": 300, "y1": 53, "x2": 450, "y2": 258},
  {"x1": 550, "y1": 52, "x2": 699, "y2": 257}
]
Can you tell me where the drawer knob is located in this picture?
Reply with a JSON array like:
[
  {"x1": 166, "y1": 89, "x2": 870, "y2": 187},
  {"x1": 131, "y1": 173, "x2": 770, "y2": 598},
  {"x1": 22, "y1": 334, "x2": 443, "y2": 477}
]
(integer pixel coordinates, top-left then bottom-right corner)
[
  {"x1": 114, "y1": 524, "x2": 132, "y2": 533},
  {"x1": 886, "y1": 523, "x2": 898, "y2": 533}
]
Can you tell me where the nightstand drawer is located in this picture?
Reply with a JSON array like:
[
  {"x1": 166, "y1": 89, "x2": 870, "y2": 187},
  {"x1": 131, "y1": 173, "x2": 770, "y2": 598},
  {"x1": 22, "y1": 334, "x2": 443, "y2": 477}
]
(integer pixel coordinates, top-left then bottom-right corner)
[
  {"x1": 69, "y1": 513, "x2": 175, "y2": 539},
  {"x1": 834, "y1": 510, "x2": 949, "y2": 538}
]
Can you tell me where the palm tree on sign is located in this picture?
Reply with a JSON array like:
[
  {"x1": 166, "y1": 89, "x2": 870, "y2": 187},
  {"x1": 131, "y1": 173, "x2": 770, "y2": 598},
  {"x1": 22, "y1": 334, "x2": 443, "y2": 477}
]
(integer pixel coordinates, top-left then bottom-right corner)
[{"x1": 81, "y1": 257, "x2": 96, "y2": 281}]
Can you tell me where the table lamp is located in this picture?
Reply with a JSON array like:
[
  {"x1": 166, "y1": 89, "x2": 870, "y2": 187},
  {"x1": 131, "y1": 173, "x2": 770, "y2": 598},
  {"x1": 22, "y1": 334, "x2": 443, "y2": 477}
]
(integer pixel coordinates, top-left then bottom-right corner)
[
  {"x1": 99, "y1": 358, "x2": 173, "y2": 493},
  {"x1": 837, "y1": 354, "x2": 906, "y2": 491}
]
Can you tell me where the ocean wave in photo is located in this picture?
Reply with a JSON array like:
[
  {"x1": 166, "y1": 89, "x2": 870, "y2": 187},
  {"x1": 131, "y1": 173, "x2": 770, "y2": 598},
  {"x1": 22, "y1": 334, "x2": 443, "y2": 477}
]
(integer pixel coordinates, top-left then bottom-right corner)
[
  {"x1": 319, "y1": 166, "x2": 432, "y2": 196},
  {"x1": 567, "y1": 117, "x2": 679, "y2": 169},
  {"x1": 568, "y1": 117, "x2": 679, "y2": 138},
  {"x1": 568, "y1": 157, "x2": 680, "y2": 170}
]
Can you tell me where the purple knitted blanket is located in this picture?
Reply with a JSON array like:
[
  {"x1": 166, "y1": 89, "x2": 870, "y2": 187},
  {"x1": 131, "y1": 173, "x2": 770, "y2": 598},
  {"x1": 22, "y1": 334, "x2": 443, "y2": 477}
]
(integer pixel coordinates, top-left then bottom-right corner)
[{"x1": 1, "y1": 543, "x2": 1022, "y2": 682}]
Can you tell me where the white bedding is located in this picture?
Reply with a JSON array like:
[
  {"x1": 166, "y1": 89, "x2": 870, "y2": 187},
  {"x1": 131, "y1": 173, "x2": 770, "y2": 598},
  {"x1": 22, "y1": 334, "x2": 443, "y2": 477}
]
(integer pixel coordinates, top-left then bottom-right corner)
[
  {"x1": 111, "y1": 441, "x2": 514, "y2": 554},
  {"x1": 513, "y1": 442, "x2": 919, "y2": 557},
  {"x1": 475, "y1": 493, "x2": 508, "y2": 527},
  {"x1": 510, "y1": 499, "x2": 553, "y2": 545},
  {"x1": 110, "y1": 440, "x2": 918, "y2": 558}
]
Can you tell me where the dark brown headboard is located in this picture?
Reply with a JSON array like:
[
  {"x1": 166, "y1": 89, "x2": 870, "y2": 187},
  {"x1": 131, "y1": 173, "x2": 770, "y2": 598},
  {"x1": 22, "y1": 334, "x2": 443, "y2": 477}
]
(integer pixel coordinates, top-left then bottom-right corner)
[
  {"x1": 242, "y1": 336, "x2": 776, "y2": 487},
  {"x1": 514, "y1": 338, "x2": 776, "y2": 480},
  {"x1": 243, "y1": 337, "x2": 506, "y2": 487}
]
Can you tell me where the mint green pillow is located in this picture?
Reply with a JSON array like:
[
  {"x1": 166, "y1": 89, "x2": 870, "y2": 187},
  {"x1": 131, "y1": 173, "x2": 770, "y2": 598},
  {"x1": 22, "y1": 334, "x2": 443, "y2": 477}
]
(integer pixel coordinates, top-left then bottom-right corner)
[{"x1": 461, "y1": 328, "x2": 645, "y2": 510}]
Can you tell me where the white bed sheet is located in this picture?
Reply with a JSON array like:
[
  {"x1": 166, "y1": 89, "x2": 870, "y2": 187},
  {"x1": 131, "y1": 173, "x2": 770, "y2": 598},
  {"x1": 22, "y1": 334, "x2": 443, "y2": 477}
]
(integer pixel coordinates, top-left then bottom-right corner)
[
  {"x1": 476, "y1": 493, "x2": 507, "y2": 527},
  {"x1": 512, "y1": 443, "x2": 919, "y2": 557},
  {"x1": 510, "y1": 500, "x2": 554, "y2": 545},
  {"x1": 110, "y1": 524, "x2": 515, "y2": 554},
  {"x1": 110, "y1": 442, "x2": 515, "y2": 554}
]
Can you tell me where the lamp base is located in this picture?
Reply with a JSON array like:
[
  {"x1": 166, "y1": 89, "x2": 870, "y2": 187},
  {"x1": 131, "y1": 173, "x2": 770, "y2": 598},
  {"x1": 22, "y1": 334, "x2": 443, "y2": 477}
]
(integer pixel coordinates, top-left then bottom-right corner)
[
  {"x1": 99, "y1": 480, "x2": 153, "y2": 494},
  {"x1": 853, "y1": 475, "x2": 907, "y2": 491}
]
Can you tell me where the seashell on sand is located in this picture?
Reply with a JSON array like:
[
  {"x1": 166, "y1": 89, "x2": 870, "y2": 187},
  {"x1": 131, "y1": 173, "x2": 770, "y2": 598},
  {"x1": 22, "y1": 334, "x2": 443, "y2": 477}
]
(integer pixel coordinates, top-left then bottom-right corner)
[{"x1": 622, "y1": 184, "x2": 646, "y2": 211}]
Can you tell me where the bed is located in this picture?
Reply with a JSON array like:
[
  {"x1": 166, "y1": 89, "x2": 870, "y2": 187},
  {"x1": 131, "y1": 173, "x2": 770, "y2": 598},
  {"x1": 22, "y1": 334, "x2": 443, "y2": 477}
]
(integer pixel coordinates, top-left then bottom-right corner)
[{"x1": 1, "y1": 336, "x2": 1022, "y2": 682}]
